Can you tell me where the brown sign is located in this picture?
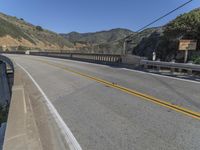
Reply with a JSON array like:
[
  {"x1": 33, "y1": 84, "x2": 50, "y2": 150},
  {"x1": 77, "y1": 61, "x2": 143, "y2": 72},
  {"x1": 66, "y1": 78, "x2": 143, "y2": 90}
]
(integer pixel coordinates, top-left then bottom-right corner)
[{"x1": 179, "y1": 40, "x2": 197, "y2": 51}]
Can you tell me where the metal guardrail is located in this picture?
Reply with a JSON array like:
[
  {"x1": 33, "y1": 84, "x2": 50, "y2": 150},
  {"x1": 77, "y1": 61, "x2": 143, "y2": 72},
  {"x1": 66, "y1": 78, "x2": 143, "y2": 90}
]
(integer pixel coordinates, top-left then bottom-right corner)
[{"x1": 140, "y1": 60, "x2": 200, "y2": 73}]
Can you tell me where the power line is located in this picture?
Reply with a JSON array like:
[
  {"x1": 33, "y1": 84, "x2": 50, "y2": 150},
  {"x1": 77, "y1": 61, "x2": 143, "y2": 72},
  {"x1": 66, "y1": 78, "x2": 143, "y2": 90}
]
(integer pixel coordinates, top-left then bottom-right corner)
[
  {"x1": 136, "y1": 0, "x2": 193, "y2": 32},
  {"x1": 126, "y1": 0, "x2": 193, "y2": 40}
]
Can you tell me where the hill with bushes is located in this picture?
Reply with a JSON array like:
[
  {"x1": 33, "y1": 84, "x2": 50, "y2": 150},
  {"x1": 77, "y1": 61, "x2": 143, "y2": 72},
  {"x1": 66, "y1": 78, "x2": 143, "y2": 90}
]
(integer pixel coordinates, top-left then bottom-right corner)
[
  {"x1": 0, "y1": 12, "x2": 73, "y2": 51},
  {"x1": 131, "y1": 7, "x2": 200, "y2": 62}
]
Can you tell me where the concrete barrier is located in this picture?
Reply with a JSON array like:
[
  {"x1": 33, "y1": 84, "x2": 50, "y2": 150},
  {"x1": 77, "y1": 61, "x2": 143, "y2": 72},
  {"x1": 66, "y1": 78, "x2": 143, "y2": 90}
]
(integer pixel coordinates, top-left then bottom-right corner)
[
  {"x1": 30, "y1": 52, "x2": 123, "y2": 64},
  {"x1": 1, "y1": 51, "x2": 146, "y2": 67},
  {"x1": 122, "y1": 54, "x2": 144, "y2": 66}
]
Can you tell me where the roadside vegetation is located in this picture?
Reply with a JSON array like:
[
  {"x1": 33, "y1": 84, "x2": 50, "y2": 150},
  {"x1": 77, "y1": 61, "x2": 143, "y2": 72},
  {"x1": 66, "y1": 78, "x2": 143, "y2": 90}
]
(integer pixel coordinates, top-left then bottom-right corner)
[
  {"x1": 192, "y1": 55, "x2": 200, "y2": 64},
  {"x1": 0, "y1": 17, "x2": 35, "y2": 44}
]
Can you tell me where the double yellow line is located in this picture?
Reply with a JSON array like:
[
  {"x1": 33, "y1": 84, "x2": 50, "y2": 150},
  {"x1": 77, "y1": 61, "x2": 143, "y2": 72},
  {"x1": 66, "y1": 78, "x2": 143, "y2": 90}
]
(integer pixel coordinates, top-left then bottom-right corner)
[{"x1": 32, "y1": 58, "x2": 200, "y2": 120}]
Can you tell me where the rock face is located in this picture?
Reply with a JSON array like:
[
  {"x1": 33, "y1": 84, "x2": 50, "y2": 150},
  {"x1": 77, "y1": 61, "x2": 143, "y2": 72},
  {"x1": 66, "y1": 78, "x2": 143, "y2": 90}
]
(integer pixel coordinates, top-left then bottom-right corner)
[{"x1": 0, "y1": 13, "x2": 73, "y2": 51}]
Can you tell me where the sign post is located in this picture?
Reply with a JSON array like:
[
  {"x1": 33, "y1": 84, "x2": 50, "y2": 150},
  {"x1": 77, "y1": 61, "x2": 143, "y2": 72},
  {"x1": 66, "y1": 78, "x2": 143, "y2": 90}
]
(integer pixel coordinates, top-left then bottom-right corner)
[
  {"x1": 184, "y1": 50, "x2": 188, "y2": 63},
  {"x1": 179, "y1": 40, "x2": 197, "y2": 63}
]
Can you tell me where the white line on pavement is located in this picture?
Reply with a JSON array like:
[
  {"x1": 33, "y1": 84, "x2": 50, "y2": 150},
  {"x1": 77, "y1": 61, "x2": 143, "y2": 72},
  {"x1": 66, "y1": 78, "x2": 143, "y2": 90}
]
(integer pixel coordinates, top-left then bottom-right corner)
[{"x1": 17, "y1": 63, "x2": 82, "y2": 150}]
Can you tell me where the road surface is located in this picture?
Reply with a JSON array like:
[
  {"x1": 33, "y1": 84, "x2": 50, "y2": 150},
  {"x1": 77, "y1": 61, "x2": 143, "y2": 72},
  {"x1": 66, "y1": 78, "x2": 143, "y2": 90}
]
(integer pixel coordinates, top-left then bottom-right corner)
[{"x1": 6, "y1": 54, "x2": 200, "y2": 150}]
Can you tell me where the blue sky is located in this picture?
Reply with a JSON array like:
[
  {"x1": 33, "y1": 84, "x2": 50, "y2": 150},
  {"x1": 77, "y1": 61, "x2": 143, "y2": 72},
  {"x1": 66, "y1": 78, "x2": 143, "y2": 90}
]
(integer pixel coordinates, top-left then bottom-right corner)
[{"x1": 0, "y1": 0, "x2": 199, "y2": 33}]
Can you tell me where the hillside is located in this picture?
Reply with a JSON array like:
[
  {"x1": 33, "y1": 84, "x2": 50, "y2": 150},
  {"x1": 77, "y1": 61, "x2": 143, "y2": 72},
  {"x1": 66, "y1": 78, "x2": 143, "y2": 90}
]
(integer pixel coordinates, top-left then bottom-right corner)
[
  {"x1": 61, "y1": 28, "x2": 134, "y2": 44},
  {"x1": 62, "y1": 27, "x2": 159, "y2": 54},
  {"x1": 61, "y1": 28, "x2": 160, "y2": 54},
  {"x1": 0, "y1": 12, "x2": 74, "y2": 51}
]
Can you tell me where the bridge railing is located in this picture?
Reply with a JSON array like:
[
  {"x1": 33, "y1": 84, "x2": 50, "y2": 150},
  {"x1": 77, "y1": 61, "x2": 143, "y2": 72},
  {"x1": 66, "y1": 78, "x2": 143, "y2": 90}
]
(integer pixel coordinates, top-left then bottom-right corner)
[
  {"x1": 30, "y1": 52, "x2": 123, "y2": 64},
  {"x1": 140, "y1": 60, "x2": 200, "y2": 73}
]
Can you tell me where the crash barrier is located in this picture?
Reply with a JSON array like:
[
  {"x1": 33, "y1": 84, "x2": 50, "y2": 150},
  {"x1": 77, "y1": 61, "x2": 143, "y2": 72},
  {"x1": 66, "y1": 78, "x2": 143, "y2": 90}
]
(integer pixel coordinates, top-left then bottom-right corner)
[{"x1": 140, "y1": 60, "x2": 200, "y2": 74}]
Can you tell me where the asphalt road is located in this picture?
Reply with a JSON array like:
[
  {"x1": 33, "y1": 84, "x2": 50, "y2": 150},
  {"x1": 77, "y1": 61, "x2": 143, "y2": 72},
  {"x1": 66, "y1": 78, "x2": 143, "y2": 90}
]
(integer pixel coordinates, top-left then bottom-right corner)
[{"x1": 6, "y1": 54, "x2": 200, "y2": 150}]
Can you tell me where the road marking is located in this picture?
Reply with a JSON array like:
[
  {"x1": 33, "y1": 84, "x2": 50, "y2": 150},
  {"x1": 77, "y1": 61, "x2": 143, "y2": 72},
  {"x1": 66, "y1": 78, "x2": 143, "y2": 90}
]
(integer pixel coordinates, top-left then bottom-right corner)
[
  {"x1": 34, "y1": 59, "x2": 200, "y2": 121},
  {"x1": 30, "y1": 55, "x2": 200, "y2": 84},
  {"x1": 22, "y1": 88, "x2": 27, "y2": 114},
  {"x1": 17, "y1": 63, "x2": 82, "y2": 150}
]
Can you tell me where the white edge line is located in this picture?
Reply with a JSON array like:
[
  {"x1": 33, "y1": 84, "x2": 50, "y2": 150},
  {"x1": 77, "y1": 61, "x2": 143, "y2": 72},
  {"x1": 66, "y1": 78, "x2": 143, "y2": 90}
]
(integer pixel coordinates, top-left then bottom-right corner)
[
  {"x1": 16, "y1": 63, "x2": 82, "y2": 150},
  {"x1": 22, "y1": 88, "x2": 27, "y2": 114}
]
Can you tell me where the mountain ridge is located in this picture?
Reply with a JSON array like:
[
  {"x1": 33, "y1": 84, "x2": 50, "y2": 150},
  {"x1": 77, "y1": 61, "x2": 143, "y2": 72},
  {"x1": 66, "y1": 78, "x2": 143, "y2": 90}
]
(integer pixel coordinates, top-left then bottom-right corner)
[{"x1": 60, "y1": 28, "x2": 134, "y2": 45}]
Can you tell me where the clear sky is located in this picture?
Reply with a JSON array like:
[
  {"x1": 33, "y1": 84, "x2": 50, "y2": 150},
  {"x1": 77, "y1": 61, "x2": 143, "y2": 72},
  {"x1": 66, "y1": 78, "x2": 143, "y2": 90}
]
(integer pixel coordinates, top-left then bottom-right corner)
[{"x1": 0, "y1": 0, "x2": 199, "y2": 33}]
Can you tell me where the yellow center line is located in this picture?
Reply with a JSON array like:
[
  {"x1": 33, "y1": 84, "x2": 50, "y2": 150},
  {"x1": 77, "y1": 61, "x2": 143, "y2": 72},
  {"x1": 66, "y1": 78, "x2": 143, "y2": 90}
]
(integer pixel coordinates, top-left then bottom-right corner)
[{"x1": 30, "y1": 58, "x2": 200, "y2": 120}]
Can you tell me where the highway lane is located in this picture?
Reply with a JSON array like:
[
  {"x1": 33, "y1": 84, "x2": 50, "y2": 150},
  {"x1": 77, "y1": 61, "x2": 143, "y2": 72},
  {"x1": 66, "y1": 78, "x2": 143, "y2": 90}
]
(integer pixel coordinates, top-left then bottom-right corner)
[{"x1": 6, "y1": 54, "x2": 200, "y2": 150}]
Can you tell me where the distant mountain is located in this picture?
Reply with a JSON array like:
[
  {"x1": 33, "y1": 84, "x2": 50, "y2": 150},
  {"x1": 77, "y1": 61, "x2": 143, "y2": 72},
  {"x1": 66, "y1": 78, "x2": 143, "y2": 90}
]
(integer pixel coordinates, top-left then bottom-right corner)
[
  {"x1": 61, "y1": 27, "x2": 160, "y2": 54},
  {"x1": 0, "y1": 12, "x2": 73, "y2": 51},
  {"x1": 60, "y1": 28, "x2": 134, "y2": 45}
]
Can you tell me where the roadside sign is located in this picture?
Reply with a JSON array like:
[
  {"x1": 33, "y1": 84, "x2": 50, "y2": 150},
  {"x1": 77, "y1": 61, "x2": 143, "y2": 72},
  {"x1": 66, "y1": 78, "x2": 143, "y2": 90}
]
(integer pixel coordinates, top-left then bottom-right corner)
[
  {"x1": 179, "y1": 40, "x2": 197, "y2": 63},
  {"x1": 179, "y1": 40, "x2": 197, "y2": 51}
]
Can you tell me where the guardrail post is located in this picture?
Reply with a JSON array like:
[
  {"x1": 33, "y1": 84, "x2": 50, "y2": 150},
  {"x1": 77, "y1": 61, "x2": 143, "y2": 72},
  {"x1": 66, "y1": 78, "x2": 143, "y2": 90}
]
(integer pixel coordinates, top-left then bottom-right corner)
[
  {"x1": 144, "y1": 64, "x2": 148, "y2": 69},
  {"x1": 187, "y1": 70, "x2": 193, "y2": 75},
  {"x1": 157, "y1": 66, "x2": 160, "y2": 71},
  {"x1": 178, "y1": 68, "x2": 182, "y2": 73},
  {"x1": 170, "y1": 68, "x2": 175, "y2": 74},
  {"x1": 170, "y1": 60, "x2": 175, "y2": 74}
]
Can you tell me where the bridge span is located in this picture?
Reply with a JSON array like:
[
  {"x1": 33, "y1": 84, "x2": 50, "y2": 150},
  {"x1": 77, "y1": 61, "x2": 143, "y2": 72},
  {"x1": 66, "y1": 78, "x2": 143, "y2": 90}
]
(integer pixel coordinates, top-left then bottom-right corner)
[{"x1": 3, "y1": 54, "x2": 200, "y2": 150}]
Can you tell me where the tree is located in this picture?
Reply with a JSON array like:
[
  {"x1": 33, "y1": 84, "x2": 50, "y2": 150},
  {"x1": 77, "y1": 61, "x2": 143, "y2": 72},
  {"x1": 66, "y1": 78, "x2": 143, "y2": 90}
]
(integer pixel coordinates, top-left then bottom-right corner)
[{"x1": 164, "y1": 8, "x2": 200, "y2": 39}]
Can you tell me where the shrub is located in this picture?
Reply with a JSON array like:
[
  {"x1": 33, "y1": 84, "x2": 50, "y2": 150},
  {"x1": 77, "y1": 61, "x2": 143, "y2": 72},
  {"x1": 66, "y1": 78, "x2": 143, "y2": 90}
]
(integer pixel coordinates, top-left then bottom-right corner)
[
  {"x1": 36, "y1": 26, "x2": 43, "y2": 31},
  {"x1": 192, "y1": 55, "x2": 200, "y2": 64}
]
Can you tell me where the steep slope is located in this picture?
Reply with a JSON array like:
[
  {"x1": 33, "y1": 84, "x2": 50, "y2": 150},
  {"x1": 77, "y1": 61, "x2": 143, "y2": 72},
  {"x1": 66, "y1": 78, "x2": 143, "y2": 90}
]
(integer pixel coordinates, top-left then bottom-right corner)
[{"x1": 0, "y1": 12, "x2": 74, "y2": 51}]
